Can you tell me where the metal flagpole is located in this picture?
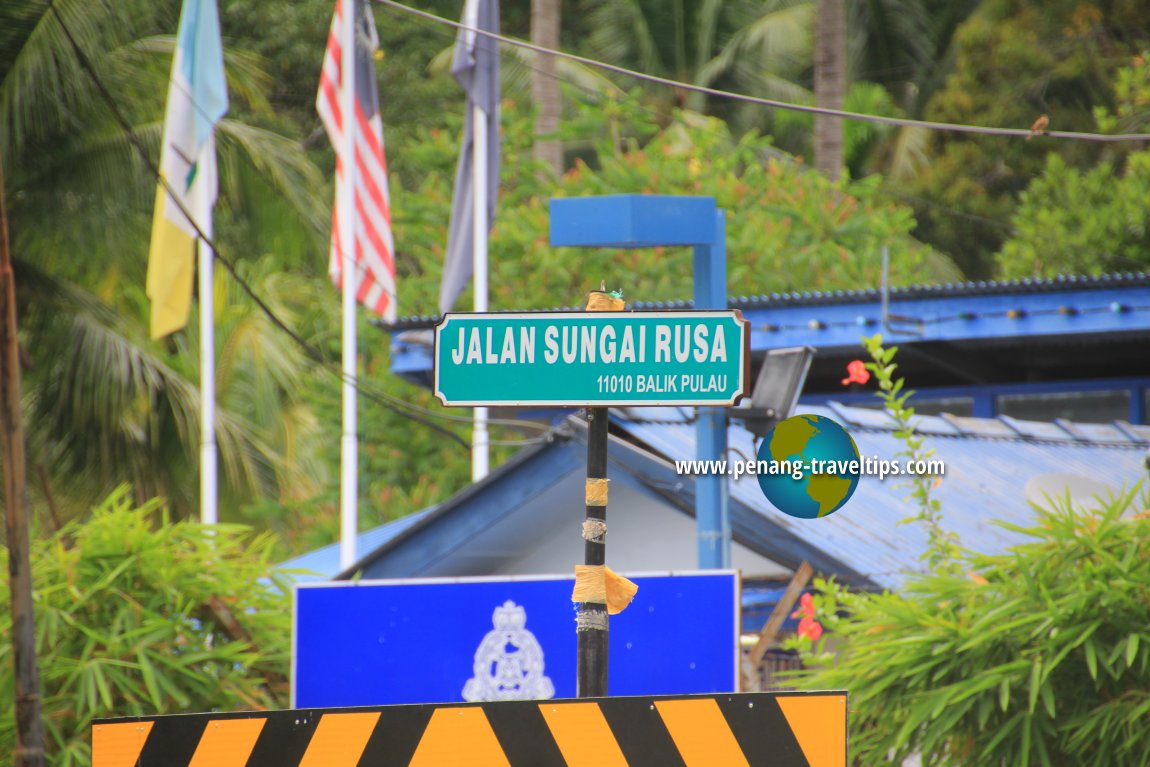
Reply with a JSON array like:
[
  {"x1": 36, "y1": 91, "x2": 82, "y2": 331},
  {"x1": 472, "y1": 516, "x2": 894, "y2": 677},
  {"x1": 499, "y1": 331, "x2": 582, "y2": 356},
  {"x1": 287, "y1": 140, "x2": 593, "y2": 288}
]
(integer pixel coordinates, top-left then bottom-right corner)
[
  {"x1": 198, "y1": 212, "x2": 217, "y2": 526},
  {"x1": 471, "y1": 102, "x2": 490, "y2": 481},
  {"x1": 339, "y1": 0, "x2": 359, "y2": 569}
]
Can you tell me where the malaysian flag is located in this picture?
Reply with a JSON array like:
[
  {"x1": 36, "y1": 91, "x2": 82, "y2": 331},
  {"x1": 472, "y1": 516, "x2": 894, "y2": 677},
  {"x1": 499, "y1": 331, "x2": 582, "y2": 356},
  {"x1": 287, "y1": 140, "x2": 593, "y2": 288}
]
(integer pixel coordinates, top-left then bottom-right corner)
[{"x1": 317, "y1": 0, "x2": 396, "y2": 321}]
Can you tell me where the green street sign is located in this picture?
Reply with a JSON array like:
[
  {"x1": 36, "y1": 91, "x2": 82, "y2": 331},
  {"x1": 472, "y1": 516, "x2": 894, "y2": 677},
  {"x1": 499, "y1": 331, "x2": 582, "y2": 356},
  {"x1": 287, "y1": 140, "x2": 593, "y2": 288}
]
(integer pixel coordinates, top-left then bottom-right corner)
[{"x1": 434, "y1": 311, "x2": 750, "y2": 407}]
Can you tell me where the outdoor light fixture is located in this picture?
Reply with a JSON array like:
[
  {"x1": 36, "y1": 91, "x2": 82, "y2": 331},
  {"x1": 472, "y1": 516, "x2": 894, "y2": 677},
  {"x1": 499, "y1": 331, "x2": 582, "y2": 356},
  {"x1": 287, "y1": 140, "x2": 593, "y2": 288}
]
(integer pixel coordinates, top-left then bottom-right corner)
[{"x1": 737, "y1": 346, "x2": 816, "y2": 440}]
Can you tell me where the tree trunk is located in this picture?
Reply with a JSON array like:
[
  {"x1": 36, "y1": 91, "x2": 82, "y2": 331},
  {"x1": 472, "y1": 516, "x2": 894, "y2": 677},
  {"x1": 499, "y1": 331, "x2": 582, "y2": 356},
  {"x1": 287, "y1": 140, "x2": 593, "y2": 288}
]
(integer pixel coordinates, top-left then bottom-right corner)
[
  {"x1": 814, "y1": 0, "x2": 845, "y2": 181},
  {"x1": 531, "y1": 0, "x2": 563, "y2": 178},
  {"x1": 0, "y1": 156, "x2": 47, "y2": 767}
]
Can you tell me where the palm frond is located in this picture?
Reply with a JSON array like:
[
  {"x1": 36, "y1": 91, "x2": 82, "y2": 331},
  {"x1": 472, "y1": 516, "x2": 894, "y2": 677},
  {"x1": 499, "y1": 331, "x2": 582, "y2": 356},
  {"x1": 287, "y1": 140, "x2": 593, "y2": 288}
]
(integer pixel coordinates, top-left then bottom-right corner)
[
  {"x1": 216, "y1": 119, "x2": 325, "y2": 234},
  {"x1": 885, "y1": 124, "x2": 932, "y2": 181},
  {"x1": 0, "y1": 0, "x2": 156, "y2": 156},
  {"x1": 587, "y1": 0, "x2": 668, "y2": 78},
  {"x1": 725, "y1": 0, "x2": 815, "y2": 73},
  {"x1": 127, "y1": 35, "x2": 275, "y2": 116},
  {"x1": 693, "y1": 0, "x2": 726, "y2": 78},
  {"x1": 18, "y1": 261, "x2": 280, "y2": 516},
  {"x1": 505, "y1": 46, "x2": 623, "y2": 99}
]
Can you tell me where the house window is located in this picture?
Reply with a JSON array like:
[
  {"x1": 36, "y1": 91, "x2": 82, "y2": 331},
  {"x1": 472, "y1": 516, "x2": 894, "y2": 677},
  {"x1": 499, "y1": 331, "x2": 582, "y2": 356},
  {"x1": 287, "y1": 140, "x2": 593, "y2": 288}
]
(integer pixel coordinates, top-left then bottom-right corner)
[{"x1": 997, "y1": 390, "x2": 1130, "y2": 423}]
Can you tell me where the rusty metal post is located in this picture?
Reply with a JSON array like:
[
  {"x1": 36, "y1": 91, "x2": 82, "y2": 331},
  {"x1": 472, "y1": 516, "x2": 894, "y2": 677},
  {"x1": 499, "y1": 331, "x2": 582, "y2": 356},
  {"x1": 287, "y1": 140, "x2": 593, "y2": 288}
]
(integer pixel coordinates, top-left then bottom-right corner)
[{"x1": 0, "y1": 153, "x2": 46, "y2": 766}]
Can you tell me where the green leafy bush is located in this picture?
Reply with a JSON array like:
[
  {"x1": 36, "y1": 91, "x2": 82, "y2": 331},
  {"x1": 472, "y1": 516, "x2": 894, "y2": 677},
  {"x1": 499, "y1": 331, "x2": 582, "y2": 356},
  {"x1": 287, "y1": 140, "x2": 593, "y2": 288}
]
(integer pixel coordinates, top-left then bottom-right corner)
[
  {"x1": 998, "y1": 53, "x2": 1150, "y2": 279},
  {"x1": 789, "y1": 340, "x2": 1150, "y2": 765},
  {"x1": 392, "y1": 92, "x2": 958, "y2": 316},
  {"x1": 796, "y1": 487, "x2": 1150, "y2": 766},
  {"x1": 997, "y1": 151, "x2": 1150, "y2": 278},
  {"x1": 0, "y1": 487, "x2": 294, "y2": 766}
]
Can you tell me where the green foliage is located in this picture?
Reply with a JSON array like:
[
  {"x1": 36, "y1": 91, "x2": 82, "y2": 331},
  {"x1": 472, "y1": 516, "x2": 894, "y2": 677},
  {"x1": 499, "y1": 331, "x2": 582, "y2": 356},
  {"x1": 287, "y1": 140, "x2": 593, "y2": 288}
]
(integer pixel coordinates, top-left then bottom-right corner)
[
  {"x1": 582, "y1": 0, "x2": 815, "y2": 128},
  {"x1": 860, "y1": 334, "x2": 959, "y2": 569},
  {"x1": 785, "y1": 337, "x2": 1150, "y2": 764},
  {"x1": 1094, "y1": 51, "x2": 1150, "y2": 135},
  {"x1": 999, "y1": 53, "x2": 1150, "y2": 277},
  {"x1": 793, "y1": 486, "x2": 1150, "y2": 766},
  {"x1": 1, "y1": 0, "x2": 340, "y2": 523},
  {"x1": 392, "y1": 94, "x2": 957, "y2": 317},
  {"x1": 906, "y1": 0, "x2": 1149, "y2": 276},
  {"x1": 0, "y1": 487, "x2": 294, "y2": 766},
  {"x1": 773, "y1": 80, "x2": 903, "y2": 176},
  {"x1": 997, "y1": 150, "x2": 1150, "y2": 277}
]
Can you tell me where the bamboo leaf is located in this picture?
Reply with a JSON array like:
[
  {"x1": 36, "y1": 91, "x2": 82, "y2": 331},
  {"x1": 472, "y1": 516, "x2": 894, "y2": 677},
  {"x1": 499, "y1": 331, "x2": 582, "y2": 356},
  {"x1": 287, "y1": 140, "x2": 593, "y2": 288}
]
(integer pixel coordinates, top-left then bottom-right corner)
[
  {"x1": 1028, "y1": 658, "x2": 1042, "y2": 713},
  {"x1": 1040, "y1": 683, "x2": 1055, "y2": 719},
  {"x1": 1020, "y1": 714, "x2": 1033, "y2": 766}
]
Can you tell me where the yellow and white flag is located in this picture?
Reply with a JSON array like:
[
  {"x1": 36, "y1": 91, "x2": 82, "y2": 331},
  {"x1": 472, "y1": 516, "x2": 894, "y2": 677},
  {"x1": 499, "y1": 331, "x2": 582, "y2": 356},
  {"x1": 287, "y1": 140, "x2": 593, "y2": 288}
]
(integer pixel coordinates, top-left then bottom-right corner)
[{"x1": 147, "y1": 0, "x2": 228, "y2": 339}]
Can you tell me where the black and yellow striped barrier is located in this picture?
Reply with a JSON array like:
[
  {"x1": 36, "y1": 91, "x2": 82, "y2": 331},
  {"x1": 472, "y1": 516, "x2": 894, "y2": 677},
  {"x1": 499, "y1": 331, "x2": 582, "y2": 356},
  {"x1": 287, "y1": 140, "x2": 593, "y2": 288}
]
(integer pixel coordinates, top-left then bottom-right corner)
[{"x1": 93, "y1": 691, "x2": 847, "y2": 766}]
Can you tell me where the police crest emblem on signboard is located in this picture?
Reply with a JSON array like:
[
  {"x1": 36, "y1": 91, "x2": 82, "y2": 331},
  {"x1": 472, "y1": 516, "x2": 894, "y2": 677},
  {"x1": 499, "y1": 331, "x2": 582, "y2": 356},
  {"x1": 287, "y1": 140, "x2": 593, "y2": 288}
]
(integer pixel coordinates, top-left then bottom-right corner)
[{"x1": 463, "y1": 600, "x2": 555, "y2": 701}]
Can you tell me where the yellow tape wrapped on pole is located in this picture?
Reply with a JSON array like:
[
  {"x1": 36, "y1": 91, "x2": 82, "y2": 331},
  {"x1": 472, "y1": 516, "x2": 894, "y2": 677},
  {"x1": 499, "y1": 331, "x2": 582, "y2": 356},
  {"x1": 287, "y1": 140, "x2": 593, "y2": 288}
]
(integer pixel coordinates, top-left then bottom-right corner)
[{"x1": 572, "y1": 565, "x2": 639, "y2": 615}]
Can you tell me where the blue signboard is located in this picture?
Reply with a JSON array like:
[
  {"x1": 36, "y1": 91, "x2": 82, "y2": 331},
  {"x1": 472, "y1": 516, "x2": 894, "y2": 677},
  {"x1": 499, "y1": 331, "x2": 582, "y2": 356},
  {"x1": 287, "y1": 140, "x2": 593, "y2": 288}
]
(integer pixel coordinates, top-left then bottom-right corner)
[{"x1": 293, "y1": 571, "x2": 739, "y2": 707}]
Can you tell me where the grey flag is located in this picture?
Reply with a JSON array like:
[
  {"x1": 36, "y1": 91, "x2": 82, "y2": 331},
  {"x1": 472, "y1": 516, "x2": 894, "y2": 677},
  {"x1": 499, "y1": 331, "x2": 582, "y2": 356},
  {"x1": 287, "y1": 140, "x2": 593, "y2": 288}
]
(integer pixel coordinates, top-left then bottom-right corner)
[{"x1": 439, "y1": 0, "x2": 501, "y2": 315}]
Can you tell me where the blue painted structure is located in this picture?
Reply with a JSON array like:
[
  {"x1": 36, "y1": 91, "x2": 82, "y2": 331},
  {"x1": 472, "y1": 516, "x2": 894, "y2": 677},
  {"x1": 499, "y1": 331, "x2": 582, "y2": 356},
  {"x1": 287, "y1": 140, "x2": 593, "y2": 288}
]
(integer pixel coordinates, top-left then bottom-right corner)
[
  {"x1": 614, "y1": 403, "x2": 1150, "y2": 590},
  {"x1": 387, "y1": 272, "x2": 1150, "y2": 422},
  {"x1": 549, "y1": 195, "x2": 733, "y2": 569},
  {"x1": 804, "y1": 376, "x2": 1150, "y2": 424},
  {"x1": 324, "y1": 404, "x2": 1149, "y2": 594},
  {"x1": 738, "y1": 275, "x2": 1150, "y2": 350},
  {"x1": 339, "y1": 417, "x2": 866, "y2": 584},
  {"x1": 293, "y1": 572, "x2": 739, "y2": 706},
  {"x1": 277, "y1": 507, "x2": 437, "y2": 584}
]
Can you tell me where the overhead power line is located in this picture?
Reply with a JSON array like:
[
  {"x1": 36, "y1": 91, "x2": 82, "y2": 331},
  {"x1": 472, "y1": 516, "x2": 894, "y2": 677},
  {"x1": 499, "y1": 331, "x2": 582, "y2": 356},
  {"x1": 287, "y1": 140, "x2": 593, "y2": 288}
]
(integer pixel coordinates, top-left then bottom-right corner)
[
  {"x1": 373, "y1": 0, "x2": 1150, "y2": 144},
  {"x1": 44, "y1": 0, "x2": 551, "y2": 450}
]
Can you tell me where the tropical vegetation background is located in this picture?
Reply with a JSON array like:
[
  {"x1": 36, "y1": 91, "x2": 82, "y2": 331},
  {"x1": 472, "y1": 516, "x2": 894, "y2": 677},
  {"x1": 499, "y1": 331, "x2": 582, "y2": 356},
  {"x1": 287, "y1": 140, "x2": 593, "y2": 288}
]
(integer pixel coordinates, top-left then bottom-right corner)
[{"x1": 1, "y1": 0, "x2": 1149, "y2": 762}]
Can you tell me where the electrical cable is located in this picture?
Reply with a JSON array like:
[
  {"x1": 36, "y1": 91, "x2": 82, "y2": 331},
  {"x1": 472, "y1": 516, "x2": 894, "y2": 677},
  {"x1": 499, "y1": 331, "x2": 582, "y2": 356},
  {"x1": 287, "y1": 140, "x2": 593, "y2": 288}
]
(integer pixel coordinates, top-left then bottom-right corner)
[
  {"x1": 373, "y1": 0, "x2": 1150, "y2": 144},
  {"x1": 47, "y1": 1, "x2": 1147, "y2": 450},
  {"x1": 370, "y1": 0, "x2": 1137, "y2": 249},
  {"x1": 44, "y1": 1, "x2": 551, "y2": 450}
]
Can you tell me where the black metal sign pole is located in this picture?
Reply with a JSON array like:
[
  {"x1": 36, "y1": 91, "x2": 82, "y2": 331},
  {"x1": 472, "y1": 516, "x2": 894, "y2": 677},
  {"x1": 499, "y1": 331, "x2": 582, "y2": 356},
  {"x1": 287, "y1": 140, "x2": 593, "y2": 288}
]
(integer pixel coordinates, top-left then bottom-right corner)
[{"x1": 577, "y1": 405, "x2": 609, "y2": 697}]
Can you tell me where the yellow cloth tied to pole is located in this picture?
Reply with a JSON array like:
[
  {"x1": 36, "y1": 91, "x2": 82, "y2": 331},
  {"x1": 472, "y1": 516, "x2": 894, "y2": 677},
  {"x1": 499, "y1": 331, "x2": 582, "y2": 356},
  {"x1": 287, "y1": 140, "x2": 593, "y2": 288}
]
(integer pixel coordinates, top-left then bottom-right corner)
[{"x1": 572, "y1": 565, "x2": 639, "y2": 615}]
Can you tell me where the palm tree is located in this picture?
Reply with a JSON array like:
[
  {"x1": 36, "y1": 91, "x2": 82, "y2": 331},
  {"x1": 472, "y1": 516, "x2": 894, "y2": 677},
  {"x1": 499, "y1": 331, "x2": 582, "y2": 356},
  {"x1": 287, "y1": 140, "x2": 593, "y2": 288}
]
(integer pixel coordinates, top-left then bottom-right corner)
[
  {"x1": 531, "y1": 0, "x2": 564, "y2": 177},
  {"x1": 845, "y1": 0, "x2": 980, "y2": 180},
  {"x1": 584, "y1": 0, "x2": 815, "y2": 126},
  {"x1": 1, "y1": 0, "x2": 330, "y2": 520},
  {"x1": 814, "y1": 0, "x2": 844, "y2": 179}
]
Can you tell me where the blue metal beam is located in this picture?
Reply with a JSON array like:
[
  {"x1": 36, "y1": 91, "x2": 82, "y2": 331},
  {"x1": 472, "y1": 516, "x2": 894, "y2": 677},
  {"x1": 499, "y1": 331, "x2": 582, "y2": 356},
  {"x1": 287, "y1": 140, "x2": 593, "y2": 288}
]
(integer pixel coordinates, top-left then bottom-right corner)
[
  {"x1": 550, "y1": 196, "x2": 717, "y2": 248},
  {"x1": 693, "y1": 211, "x2": 730, "y2": 568},
  {"x1": 549, "y1": 195, "x2": 732, "y2": 570}
]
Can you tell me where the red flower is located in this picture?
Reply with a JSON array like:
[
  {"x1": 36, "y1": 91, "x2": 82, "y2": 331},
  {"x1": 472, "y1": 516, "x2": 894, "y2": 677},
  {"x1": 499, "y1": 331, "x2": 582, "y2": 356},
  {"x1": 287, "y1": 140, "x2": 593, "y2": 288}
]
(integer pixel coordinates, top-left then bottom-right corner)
[
  {"x1": 841, "y1": 360, "x2": 870, "y2": 386},
  {"x1": 791, "y1": 592, "x2": 815, "y2": 620},
  {"x1": 791, "y1": 592, "x2": 824, "y2": 641},
  {"x1": 798, "y1": 616, "x2": 824, "y2": 641}
]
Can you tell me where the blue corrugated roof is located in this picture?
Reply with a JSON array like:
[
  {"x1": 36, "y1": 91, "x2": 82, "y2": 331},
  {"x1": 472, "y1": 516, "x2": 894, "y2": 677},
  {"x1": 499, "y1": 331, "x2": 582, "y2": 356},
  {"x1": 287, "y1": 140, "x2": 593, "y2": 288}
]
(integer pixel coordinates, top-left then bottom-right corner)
[
  {"x1": 277, "y1": 506, "x2": 438, "y2": 583},
  {"x1": 382, "y1": 272, "x2": 1150, "y2": 330},
  {"x1": 613, "y1": 404, "x2": 1149, "y2": 590}
]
